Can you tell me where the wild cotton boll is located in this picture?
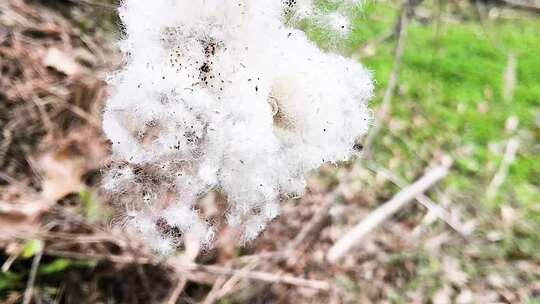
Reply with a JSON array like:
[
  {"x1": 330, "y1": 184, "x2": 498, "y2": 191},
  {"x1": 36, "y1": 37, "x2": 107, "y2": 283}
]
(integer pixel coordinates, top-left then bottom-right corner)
[
  {"x1": 102, "y1": 0, "x2": 373, "y2": 253},
  {"x1": 326, "y1": 12, "x2": 351, "y2": 36}
]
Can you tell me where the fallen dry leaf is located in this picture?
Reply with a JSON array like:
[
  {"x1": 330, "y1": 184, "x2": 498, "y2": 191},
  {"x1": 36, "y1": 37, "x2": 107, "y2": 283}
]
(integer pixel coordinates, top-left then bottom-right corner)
[
  {"x1": 36, "y1": 127, "x2": 109, "y2": 202},
  {"x1": 37, "y1": 148, "x2": 86, "y2": 202},
  {"x1": 0, "y1": 186, "x2": 50, "y2": 238}
]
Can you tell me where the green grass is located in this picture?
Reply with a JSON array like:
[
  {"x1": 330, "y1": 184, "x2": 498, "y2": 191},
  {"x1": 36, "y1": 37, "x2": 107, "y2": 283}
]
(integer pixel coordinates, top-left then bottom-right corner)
[
  {"x1": 303, "y1": 0, "x2": 539, "y2": 299},
  {"x1": 307, "y1": 0, "x2": 539, "y2": 198},
  {"x1": 306, "y1": 0, "x2": 539, "y2": 225}
]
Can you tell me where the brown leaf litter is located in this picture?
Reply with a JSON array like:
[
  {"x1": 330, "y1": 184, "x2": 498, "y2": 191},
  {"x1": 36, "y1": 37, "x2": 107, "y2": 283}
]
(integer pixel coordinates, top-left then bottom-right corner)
[{"x1": 0, "y1": 0, "x2": 112, "y2": 238}]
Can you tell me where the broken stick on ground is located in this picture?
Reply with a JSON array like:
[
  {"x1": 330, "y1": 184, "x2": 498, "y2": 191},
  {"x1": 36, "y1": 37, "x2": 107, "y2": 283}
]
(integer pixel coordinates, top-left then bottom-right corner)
[
  {"x1": 326, "y1": 158, "x2": 453, "y2": 263},
  {"x1": 362, "y1": 0, "x2": 414, "y2": 156},
  {"x1": 366, "y1": 162, "x2": 472, "y2": 237},
  {"x1": 486, "y1": 137, "x2": 520, "y2": 200}
]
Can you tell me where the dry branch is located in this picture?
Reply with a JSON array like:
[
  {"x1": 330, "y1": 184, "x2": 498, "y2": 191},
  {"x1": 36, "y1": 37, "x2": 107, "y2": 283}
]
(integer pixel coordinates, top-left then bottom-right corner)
[
  {"x1": 366, "y1": 162, "x2": 470, "y2": 236},
  {"x1": 202, "y1": 261, "x2": 261, "y2": 304},
  {"x1": 166, "y1": 277, "x2": 188, "y2": 304},
  {"x1": 486, "y1": 137, "x2": 519, "y2": 199},
  {"x1": 287, "y1": 194, "x2": 333, "y2": 253},
  {"x1": 44, "y1": 247, "x2": 330, "y2": 291},
  {"x1": 178, "y1": 261, "x2": 331, "y2": 291},
  {"x1": 68, "y1": 0, "x2": 116, "y2": 10},
  {"x1": 485, "y1": 52, "x2": 521, "y2": 200},
  {"x1": 362, "y1": 0, "x2": 412, "y2": 156},
  {"x1": 503, "y1": 53, "x2": 517, "y2": 103},
  {"x1": 327, "y1": 160, "x2": 452, "y2": 263},
  {"x1": 22, "y1": 242, "x2": 43, "y2": 304},
  {"x1": 499, "y1": 0, "x2": 540, "y2": 13}
]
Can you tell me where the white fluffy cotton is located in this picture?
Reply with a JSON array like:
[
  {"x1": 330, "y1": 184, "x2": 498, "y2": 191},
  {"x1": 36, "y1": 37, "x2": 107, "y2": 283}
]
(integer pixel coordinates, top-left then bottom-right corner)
[{"x1": 102, "y1": 0, "x2": 373, "y2": 253}]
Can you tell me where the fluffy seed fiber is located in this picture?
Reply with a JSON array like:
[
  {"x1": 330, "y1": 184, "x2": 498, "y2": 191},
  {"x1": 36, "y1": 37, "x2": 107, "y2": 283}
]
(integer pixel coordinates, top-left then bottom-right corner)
[{"x1": 103, "y1": 0, "x2": 373, "y2": 254}]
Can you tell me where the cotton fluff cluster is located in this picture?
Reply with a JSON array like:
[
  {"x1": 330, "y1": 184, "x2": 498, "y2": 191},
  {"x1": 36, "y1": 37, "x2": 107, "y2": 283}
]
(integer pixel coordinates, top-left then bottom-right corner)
[
  {"x1": 102, "y1": 0, "x2": 373, "y2": 254},
  {"x1": 285, "y1": 0, "x2": 364, "y2": 36}
]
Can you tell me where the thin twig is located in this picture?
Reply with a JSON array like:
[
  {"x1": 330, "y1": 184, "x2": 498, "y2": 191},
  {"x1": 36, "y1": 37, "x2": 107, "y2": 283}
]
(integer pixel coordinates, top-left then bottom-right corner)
[
  {"x1": 202, "y1": 275, "x2": 229, "y2": 304},
  {"x1": 166, "y1": 276, "x2": 188, "y2": 304},
  {"x1": 22, "y1": 243, "x2": 43, "y2": 304},
  {"x1": 283, "y1": 193, "x2": 337, "y2": 268},
  {"x1": 35, "y1": 94, "x2": 102, "y2": 128},
  {"x1": 44, "y1": 249, "x2": 215, "y2": 285},
  {"x1": 486, "y1": 137, "x2": 519, "y2": 199},
  {"x1": 135, "y1": 265, "x2": 155, "y2": 303},
  {"x1": 362, "y1": 0, "x2": 412, "y2": 156},
  {"x1": 503, "y1": 53, "x2": 517, "y2": 103},
  {"x1": 204, "y1": 191, "x2": 338, "y2": 303},
  {"x1": 288, "y1": 196, "x2": 333, "y2": 252},
  {"x1": 62, "y1": 102, "x2": 102, "y2": 128},
  {"x1": 366, "y1": 162, "x2": 470, "y2": 236},
  {"x1": 486, "y1": 52, "x2": 520, "y2": 199},
  {"x1": 43, "y1": 249, "x2": 330, "y2": 291},
  {"x1": 53, "y1": 283, "x2": 65, "y2": 304},
  {"x1": 68, "y1": 0, "x2": 116, "y2": 10},
  {"x1": 44, "y1": 249, "x2": 151, "y2": 263},
  {"x1": 474, "y1": 0, "x2": 497, "y2": 45},
  {"x1": 498, "y1": 0, "x2": 540, "y2": 13},
  {"x1": 177, "y1": 261, "x2": 331, "y2": 291},
  {"x1": 353, "y1": 29, "x2": 395, "y2": 59},
  {"x1": 327, "y1": 159, "x2": 452, "y2": 263},
  {"x1": 166, "y1": 232, "x2": 200, "y2": 304},
  {"x1": 203, "y1": 261, "x2": 261, "y2": 304}
]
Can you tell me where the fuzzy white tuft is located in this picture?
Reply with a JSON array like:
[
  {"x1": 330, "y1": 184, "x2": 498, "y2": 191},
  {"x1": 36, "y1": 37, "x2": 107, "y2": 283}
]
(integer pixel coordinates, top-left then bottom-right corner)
[{"x1": 103, "y1": 0, "x2": 373, "y2": 253}]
